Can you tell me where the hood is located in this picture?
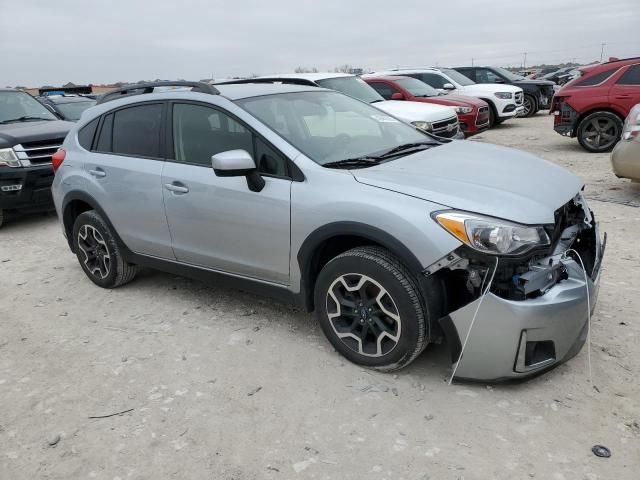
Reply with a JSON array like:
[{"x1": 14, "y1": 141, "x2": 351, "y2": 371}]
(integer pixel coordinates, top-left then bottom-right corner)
[
  {"x1": 352, "y1": 141, "x2": 583, "y2": 224},
  {"x1": 459, "y1": 83, "x2": 522, "y2": 95},
  {"x1": 438, "y1": 94, "x2": 488, "y2": 108},
  {"x1": 374, "y1": 100, "x2": 457, "y2": 123},
  {"x1": 0, "y1": 120, "x2": 73, "y2": 148}
]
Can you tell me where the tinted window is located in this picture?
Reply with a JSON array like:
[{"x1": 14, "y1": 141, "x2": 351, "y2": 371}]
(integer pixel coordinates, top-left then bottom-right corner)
[
  {"x1": 616, "y1": 65, "x2": 640, "y2": 85},
  {"x1": 173, "y1": 103, "x2": 253, "y2": 166},
  {"x1": 368, "y1": 82, "x2": 396, "y2": 100},
  {"x1": 412, "y1": 73, "x2": 446, "y2": 89},
  {"x1": 476, "y1": 68, "x2": 503, "y2": 83},
  {"x1": 55, "y1": 100, "x2": 96, "y2": 121},
  {"x1": 112, "y1": 104, "x2": 163, "y2": 158},
  {"x1": 95, "y1": 113, "x2": 113, "y2": 152},
  {"x1": 315, "y1": 76, "x2": 384, "y2": 104},
  {"x1": 395, "y1": 78, "x2": 439, "y2": 97},
  {"x1": 254, "y1": 137, "x2": 287, "y2": 177},
  {"x1": 78, "y1": 118, "x2": 99, "y2": 150},
  {"x1": 577, "y1": 68, "x2": 619, "y2": 86}
]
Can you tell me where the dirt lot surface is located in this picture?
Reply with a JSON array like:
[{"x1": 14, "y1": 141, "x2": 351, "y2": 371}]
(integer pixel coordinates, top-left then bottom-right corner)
[{"x1": 1, "y1": 114, "x2": 639, "y2": 480}]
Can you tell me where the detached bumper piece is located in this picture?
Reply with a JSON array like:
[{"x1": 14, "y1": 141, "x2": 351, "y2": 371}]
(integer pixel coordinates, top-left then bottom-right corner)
[{"x1": 0, "y1": 164, "x2": 55, "y2": 212}]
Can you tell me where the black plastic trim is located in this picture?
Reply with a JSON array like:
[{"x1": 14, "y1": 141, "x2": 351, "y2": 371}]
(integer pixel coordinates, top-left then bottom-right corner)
[
  {"x1": 438, "y1": 315, "x2": 462, "y2": 363},
  {"x1": 97, "y1": 81, "x2": 219, "y2": 105}
]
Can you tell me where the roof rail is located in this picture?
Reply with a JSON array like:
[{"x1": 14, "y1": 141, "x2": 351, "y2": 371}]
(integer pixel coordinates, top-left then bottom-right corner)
[
  {"x1": 96, "y1": 81, "x2": 220, "y2": 105},
  {"x1": 215, "y1": 78, "x2": 316, "y2": 87}
]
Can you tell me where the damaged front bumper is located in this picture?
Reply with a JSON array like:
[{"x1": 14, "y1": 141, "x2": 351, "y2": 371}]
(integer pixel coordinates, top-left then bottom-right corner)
[{"x1": 433, "y1": 197, "x2": 606, "y2": 382}]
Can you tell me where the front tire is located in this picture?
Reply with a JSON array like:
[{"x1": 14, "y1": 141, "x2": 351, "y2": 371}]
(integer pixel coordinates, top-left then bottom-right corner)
[
  {"x1": 72, "y1": 210, "x2": 138, "y2": 288},
  {"x1": 577, "y1": 111, "x2": 623, "y2": 153},
  {"x1": 314, "y1": 246, "x2": 431, "y2": 371},
  {"x1": 522, "y1": 94, "x2": 537, "y2": 117}
]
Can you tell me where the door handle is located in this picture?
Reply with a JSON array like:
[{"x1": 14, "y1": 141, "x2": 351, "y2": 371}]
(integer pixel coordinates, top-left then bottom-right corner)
[
  {"x1": 164, "y1": 182, "x2": 189, "y2": 194},
  {"x1": 615, "y1": 94, "x2": 631, "y2": 99},
  {"x1": 89, "y1": 168, "x2": 106, "y2": 178}
]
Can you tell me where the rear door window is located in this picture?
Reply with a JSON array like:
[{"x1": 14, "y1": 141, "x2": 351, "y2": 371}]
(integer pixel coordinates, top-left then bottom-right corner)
[
  {"x1": 413, "y1": 73, "x2": 446, "y2": 89},
  {"x1": 111, "y1": 104, "x2": 163, "y2": 158},
  {"x1": 368, "y1": 82, "x2": 396, "y2": 100},
  {"x1": 577, "y1": 68, "x2": 619, "y2": 86}
]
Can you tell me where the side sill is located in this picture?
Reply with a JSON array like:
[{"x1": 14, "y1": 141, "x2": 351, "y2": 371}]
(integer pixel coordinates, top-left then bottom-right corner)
[{"x1": 127, "y1": 252, "x2": 305, "y2": 308}]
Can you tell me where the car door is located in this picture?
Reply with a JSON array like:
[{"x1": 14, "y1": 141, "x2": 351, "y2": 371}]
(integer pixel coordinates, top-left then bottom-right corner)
[
  {"x1": 85, "y1": 102, "x2": 174, "y2": 259},
  {"x1": 476, "y1": 68, "x2": 504, "y2": 84},
  {"x1": 609, "y1": 64, "x2": 640, "y2": 115},
  {"x1": 162, "y1": 101, "x2": 292, "y2": 284}
]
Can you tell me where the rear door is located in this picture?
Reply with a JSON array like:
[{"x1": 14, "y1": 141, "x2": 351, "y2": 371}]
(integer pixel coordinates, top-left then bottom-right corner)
[
  {"x1": 609, "y1": 64, "x2": 640, "y2": 115},
  {"x1": 162, "y1": 101, "x2": 292, "y2": 284},
  {"x1": 85, "y1": 102, "x2": 174, "y2": 258},
  {"x1": 368, "y1": 81, "x2": 399, "y2": 100}
]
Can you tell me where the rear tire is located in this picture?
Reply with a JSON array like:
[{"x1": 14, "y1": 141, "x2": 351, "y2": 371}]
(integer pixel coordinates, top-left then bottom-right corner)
[
  {"x1": 72, "y1": 210, "x2": 138, "y2": 288},
  {"x1": 523, "y1": 94, "x2": 537, "y2": 117},
  {"x1": 314, "y1": 246, "x2": 433, "y2": 372},
  {"x1": 577, "y1": 111, "x2": 623, "y2": 153}
]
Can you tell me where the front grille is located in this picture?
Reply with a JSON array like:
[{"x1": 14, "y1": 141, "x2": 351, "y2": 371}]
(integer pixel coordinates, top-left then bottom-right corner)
[
  {"x1": 431, "y1": 116, "x2": 459, "y2": 138},
  {"x1": 13, "y1": 138, "x2": 64, "y2": 166},
  {"x1": 475, "y1": 106, "x2": 490, "y2": 127},
  {"x1": 514, "y1": 92, "x2": 523, "y2": 105}
]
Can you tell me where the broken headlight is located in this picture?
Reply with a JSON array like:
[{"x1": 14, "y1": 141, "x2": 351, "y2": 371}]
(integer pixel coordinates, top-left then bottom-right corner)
[{"x1": 433, "y1": 211, "x2": 550, "y2": 255}]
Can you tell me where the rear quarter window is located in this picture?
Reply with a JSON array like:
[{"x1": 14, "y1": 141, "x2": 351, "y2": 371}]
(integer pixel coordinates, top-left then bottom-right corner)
[
  {"x1": 616, "y1": 65, "x2": 640, "y2": 85},
  {"x1": 77, "y1": 118, "x2": 99, "y2": 150}
]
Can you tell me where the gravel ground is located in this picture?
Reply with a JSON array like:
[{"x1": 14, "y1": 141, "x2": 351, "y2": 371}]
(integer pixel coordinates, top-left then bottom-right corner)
[{"x1": 1, "y1": 113, "x2": 639, "y2": 480}]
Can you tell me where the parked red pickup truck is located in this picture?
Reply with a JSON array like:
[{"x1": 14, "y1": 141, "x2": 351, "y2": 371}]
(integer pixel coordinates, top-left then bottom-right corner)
[
  {"x1": 551, "y1": 57, "x2": 640, "y2": 153},
  {"x1": 364, "y1": 76, "x2": 490, "y2": 136}
]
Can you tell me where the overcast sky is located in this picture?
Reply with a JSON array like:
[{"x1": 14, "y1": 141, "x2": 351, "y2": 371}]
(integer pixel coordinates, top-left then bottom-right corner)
[{"x1": 1, "y1": 0, "x2": 638, "y2": 87}]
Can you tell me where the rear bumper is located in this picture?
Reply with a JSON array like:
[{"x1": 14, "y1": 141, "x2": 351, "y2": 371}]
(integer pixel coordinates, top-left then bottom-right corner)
[
  {"x1": 0, "y1": 164, "x2": 54, "y2": 212},
  {"x1": 611, "y1": 139, "x2": 640, "y2": 180},
  {"x1": 443, "y1": 229, "x2": 605, "y2": 382}
]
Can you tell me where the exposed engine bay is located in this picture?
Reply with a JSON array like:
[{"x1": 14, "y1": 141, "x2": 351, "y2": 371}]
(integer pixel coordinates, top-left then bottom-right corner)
[{"x1": 426, "y1": 194, "x2": 605, "y2": 316}]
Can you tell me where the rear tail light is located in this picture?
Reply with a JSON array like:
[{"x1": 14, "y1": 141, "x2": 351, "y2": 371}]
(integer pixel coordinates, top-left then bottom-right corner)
[{"x1": 52, "y1": 149, "x2": 66, "y2": 173}]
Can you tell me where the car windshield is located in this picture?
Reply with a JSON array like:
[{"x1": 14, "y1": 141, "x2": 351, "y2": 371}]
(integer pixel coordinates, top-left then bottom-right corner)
[
  {"x1": 315, "y1": 76, "x2": 385, "y2": 104},
  {"x1": 0, "y1": 91, "x2": 58, "y2": 123},
  {"x1": 493, "y1": 67, "x2": 526, "y2": 81},
  {"x1": 440, "y1": 68, "x2": 475, "y2": 86},
  {"x1": 55, "y1": 100, "x2": 96, "y2": 121},
  {"x1": 237, "y1": 91, "x2": 431, "y2": 166},
  {"x1": 395, "y1": 78, "x2": 440, "y2": 97}
]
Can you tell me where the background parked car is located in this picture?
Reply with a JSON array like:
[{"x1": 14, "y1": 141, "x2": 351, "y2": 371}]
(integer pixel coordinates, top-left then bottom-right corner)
[
  {"x1": 38, "y1": 94, "x2": 97, "y2": 121},
  {"x1": 611, "y1": 103, "x2": 640, "y2": 181},
  {"x1": 453, "y1": 66, "x2": 555, "y2": 117},
  {"x1": 363, "y1": 75, "x2": 490, "y2": 136},
  {"x1": 551, "y1": 57, "x2": 640, "y2": 153},
  {"x1": 371, "y1": 68, "x2": 524, "y2": 126},
  {"x1": 219, "y1": 73, "x2": 463, "y2": 139},
  {"x1": 0, "y1": 89, "x2": 72, "y2": 227}
]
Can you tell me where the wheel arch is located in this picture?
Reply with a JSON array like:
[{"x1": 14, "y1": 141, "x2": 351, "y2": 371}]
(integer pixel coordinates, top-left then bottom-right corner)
[
  {"x1": 297, "y1": 222, "x2": 425, "y2": 312},
  {"x1": 576, "y1": 107, "x2": 625, "y2": 131},
  {"x1": 61, "y1": 191, "x2": 132, "y2": 257}
]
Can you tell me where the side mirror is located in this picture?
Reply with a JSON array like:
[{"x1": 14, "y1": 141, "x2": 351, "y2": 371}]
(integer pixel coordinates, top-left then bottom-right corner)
[
  {"x1": 391, "y1": 92, "x2": 405, "y2": 100},
  {"x1": 442, "y1": 83, "x2": 455, "y2": 90},
  {"x1": 494, "y1": 78, "x2": 505, "y2": 84},
  {"x1": 211, "y1": 149, "x2": 265, "y2": 192}
]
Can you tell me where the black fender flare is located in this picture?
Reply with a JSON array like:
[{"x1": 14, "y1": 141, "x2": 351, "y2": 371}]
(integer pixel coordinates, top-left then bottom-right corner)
[
  {"x1": 61, "y1": 190, "x2": 133, "y2": 257},
  {"x1": 297, "y1": 222, "x2": 425, "y2": 311}
]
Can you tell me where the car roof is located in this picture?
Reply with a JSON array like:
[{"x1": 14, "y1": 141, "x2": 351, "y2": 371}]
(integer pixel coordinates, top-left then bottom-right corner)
[
  {"x1": 362, "y1": 75, "x2": 414, "y2": 82},
  {"x1": 44, "y1": 95, "x2": 96, "y2": 104},
  {"x1": 214, "y1": 82, "x2": 325, "y2": 99},
  {"x1": 255, "y1": 72, "x2": 353, "y2": 82}
]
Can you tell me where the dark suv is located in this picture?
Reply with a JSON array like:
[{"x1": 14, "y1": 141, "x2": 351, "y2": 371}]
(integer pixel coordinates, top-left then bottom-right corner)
[
  {"x1": 453, "y1": 66, "x2": 555, "y2": 117},
  {"x1": 0, "y1": 89, "x2": 73, "y2": 227}
]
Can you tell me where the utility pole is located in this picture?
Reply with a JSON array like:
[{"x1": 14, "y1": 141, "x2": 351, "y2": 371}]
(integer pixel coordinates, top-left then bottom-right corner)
[
  {"x1": 600, "y1": 43, "x2": 606, "y2": 62},
  {"x1": 523, "y1": 52, "x2": 527, "y2": 70},
  {"x1": 471, "y1": 57, "x2": 474, "y2": 66}
]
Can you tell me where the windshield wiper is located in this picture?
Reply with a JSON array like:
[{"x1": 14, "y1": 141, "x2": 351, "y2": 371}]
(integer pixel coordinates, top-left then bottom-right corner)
[
  {"x1": 0, "y1": 116, "x2": 52, "y2": 124},
  {"x1": 376, "y1": 141, "x2": 437, "y2": 159},
  {"x1": 323, "y1": 157, "x2": 383, "y2": 169},
  {"x1": 370, "y1": 99, "x2": 384, "y2": 104}
]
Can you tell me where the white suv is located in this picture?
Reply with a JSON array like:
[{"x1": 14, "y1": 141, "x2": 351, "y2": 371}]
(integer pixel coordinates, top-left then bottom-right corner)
[
  {"x1": 220, "y1": 73, "x2": 463, "y2": 139},
  {"x1": 369, "y1": 68, "x2": 525, "y2": 126}
]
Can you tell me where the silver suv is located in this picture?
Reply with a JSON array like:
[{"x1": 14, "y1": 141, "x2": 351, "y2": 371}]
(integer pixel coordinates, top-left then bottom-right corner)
[{"x1": 52, "y1": 81, "x2": 605, "y2": 381}]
